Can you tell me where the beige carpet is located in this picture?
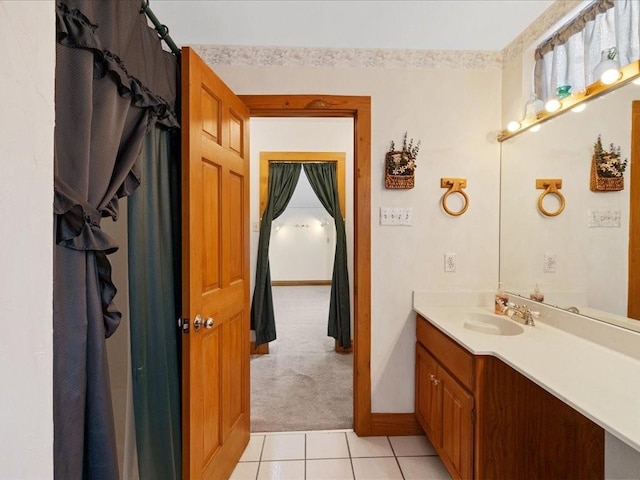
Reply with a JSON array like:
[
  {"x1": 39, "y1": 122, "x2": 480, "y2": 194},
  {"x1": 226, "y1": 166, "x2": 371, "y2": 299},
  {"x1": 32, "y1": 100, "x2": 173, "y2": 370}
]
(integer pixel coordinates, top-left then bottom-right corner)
[{"x1": 250, "y1": 285, "x2": 353, "y2": 432}]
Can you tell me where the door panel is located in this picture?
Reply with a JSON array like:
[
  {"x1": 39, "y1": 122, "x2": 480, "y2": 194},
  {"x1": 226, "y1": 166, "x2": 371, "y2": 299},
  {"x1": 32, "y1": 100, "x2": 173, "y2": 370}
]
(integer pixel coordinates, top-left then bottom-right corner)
[
  {"x1": 440, "y1": 367, "x2": 473, "y2": 480},
  {"x1": 202, "y1": 331, "x2": 221, "y2": 461},
  {"x1": 202, "y1": 161, "x2": 221, "y2": 289},
  {"x1": 182, "y1": 46, "x2": 250, "y2": 480},
  {"x1": 415, "y1": 344, "x2": 441, "y2": 445},
  {"x1": 229, "y1": 172, "x2": 243, "y2": 282},
  {"x1": 222, "y1": 313, "x2": 244, "y2": 436}
]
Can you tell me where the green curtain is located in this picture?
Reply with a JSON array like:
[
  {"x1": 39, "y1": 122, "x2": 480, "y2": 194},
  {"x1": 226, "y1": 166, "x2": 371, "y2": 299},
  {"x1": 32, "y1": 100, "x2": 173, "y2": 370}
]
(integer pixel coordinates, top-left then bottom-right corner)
[
  {"x1": 251, "y1": 163, "x2": 302, "y2": 345},
  {"x1": 303, "y1": 163, "x2": 351, "y2": 348},
  {"x1": 127, "y1": 127, "x2": 182, "y2": 480}
]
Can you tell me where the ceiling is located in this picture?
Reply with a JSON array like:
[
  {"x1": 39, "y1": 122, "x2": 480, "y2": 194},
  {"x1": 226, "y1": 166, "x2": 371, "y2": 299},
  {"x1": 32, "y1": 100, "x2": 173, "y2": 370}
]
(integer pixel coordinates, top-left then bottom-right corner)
[{"x1": 149, "y1": 0, "x2": 555, "y2": 52}]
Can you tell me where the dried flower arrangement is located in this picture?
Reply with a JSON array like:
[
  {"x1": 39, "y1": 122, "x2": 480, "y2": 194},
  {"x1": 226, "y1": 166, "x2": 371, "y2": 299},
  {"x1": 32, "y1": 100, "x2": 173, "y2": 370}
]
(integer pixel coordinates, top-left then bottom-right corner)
[
  {"x1": 591, "y1": 135, "x2": 627, "y2": 192},
  {"x1": 387, "y1": 132, "x2": 420, "y2": 176},
  {"x1": 593, "y1": 135, "x2": 627, "y2": 178}
]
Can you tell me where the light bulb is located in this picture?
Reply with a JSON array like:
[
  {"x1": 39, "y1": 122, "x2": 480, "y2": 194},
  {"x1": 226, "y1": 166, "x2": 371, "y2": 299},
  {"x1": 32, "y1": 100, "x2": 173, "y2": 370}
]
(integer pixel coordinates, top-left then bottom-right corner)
[
  {"x1": 593, "y1": 48, "x2": 621, "y2": 85},
  {"x1": 529, "y1": 125, "x2": 541, "y2": 133},
  {"x1": 524, "y1": 94, "x2": 543, "y2": 122},
  {"x1": 571, "y1": 104, "x2": 586, "y2": 113},
  {"x1": 600, "y1": 68, "x2": 621, "y2": 85},
  {"x1": 545, "y1": 98, "x2": 561, "y2": 112},
  {"x1": 507, "y1": 121, "x2": 521, "y2": 132},
  {"x1": 632, "y1": 78, "x2": 640, "y2": 85}
]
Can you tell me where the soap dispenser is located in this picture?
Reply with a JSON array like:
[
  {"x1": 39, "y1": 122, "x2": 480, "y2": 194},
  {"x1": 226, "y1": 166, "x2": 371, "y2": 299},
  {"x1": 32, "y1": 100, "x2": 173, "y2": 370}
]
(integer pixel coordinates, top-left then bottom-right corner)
[
  {"x1": 495, "y1": 282, "x2": 509, "y2": 314},
  {"x1": 530, "y1": 284, "x2": 544, "y2": 302}
]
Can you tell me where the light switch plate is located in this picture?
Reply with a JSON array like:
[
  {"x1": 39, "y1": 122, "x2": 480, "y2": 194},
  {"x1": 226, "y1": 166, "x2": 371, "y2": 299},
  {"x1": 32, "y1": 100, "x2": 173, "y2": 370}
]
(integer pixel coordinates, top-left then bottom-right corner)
[
  {"x1": 380, "y1": 207, "x2": 413, "y2": 226},
  {"x1": 587, "y1": 209, "x2": 621, "y2": 227}
]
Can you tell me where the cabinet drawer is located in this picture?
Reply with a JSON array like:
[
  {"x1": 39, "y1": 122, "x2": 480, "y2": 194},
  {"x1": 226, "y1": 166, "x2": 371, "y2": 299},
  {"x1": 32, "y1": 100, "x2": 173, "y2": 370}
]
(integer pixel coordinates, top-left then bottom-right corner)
[{"x1": 417, "y1": 315, "x2": 473, "y2": 390}]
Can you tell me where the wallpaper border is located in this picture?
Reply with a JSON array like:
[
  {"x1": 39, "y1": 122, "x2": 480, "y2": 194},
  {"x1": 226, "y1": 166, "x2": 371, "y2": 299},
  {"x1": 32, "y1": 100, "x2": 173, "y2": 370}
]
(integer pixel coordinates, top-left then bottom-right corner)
[{"x1": 193, "y1": 45, "x2": 502, "y2": 70}]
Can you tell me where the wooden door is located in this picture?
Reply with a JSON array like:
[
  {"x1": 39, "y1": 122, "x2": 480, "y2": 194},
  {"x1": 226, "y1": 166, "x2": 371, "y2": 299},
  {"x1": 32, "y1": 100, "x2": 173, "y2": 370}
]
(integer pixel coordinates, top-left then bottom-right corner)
[
  {"x1": 439, "y1": 367, "x2": 473, "y2": 480},
  {"x1": 181, "y1": 47, "x2": 250, "y2": 480}
]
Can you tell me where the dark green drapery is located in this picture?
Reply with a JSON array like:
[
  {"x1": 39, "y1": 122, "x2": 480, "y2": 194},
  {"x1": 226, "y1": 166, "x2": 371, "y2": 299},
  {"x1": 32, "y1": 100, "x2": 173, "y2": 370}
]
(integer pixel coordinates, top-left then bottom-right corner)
[
  {"x1": 303, "y1": 163, "x2": 351, "y2": 348},
  {"x1": 127, "y1": 127, "x2": 182, "y2": 479},
  {"x1": 251, "y1": 163, "x2": 302, "y2": 345}
]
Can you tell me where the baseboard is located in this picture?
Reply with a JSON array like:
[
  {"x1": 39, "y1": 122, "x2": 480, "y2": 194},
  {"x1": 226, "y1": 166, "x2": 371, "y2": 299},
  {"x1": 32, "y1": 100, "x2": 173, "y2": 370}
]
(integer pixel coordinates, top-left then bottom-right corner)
[
  {"x1": 369, "y1": 413, "x2": 424, "y2": 436},
  {"x1": 271, "y1": 280, "x2": 332, "y2": 286}
]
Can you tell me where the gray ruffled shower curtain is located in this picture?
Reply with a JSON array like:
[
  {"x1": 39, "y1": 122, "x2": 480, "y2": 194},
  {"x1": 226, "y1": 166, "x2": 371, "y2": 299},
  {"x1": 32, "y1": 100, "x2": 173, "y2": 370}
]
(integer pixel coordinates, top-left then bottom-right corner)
[{"x1": 54, "y1": 1, "x2": 178, "y2": 478}]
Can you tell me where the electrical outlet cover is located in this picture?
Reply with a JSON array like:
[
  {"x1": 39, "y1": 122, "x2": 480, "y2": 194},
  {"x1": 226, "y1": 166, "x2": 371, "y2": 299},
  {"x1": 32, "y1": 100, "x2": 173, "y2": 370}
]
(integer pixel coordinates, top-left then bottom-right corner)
[
  {"x1": 544, "y1": 253, "x2": 557, "y2": 273},
  {"x1": 444, "y1": 253, "x2": 456, "y2": 272}
]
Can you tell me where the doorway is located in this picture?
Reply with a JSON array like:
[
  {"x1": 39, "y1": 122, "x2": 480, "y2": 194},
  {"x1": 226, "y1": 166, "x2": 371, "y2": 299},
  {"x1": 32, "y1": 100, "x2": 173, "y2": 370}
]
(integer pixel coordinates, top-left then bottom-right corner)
[
  {"x1": 240, "y1": 95, "x2": 374, "y2": 435},
  {"x1": 250, "y1": 145, "x2": 353, "y2": 432}
]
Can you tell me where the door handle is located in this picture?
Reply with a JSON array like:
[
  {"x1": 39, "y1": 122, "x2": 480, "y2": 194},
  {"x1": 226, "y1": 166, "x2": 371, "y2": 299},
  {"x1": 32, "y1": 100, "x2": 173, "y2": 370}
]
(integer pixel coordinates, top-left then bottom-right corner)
[
  {"x1": 193, "y1": 314, "x2": 215, "y2": 331},
  {"x1": 193, "y1": 314, "x2": 204, "y2": 331}
]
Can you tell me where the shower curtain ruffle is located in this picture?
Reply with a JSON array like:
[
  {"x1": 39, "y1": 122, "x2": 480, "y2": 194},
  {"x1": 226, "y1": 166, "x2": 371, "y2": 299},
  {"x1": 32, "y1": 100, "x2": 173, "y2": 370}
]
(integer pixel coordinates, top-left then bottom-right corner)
[{"x1": 56, "y1": 2, "x2": 179, "y2": 130}]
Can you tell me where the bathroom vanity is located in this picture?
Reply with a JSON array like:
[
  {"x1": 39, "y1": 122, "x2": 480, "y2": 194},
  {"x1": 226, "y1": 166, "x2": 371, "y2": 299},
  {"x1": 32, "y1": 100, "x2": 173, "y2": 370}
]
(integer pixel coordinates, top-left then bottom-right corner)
[
  {"x1": 415, "y1": 312, "x2": 604, "y2": 479},
  {"x1": 413, "y1": 293, "x2": 640, "y2": 479}
]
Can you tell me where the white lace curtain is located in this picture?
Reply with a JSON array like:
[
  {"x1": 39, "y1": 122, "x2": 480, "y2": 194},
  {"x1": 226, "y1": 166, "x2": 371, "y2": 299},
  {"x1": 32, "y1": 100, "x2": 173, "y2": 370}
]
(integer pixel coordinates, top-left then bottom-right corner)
[{"x1": 534, "y1": 0, "x2": 640, "y2": 101}]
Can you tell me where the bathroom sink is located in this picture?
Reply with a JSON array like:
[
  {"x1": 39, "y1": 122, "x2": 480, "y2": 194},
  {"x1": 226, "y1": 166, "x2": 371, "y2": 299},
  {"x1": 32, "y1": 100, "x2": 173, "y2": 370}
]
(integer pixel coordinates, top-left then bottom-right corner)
[{"x1": 463, "y1": 312, "x2": 524, "y2": 336}]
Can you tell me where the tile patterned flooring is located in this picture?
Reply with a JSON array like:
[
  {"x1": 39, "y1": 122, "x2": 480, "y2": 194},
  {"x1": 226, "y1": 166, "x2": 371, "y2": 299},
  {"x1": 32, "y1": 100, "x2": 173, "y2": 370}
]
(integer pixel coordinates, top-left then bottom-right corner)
[{"x1": 230, "y1": 430, "x2": 452, "y2": 480}]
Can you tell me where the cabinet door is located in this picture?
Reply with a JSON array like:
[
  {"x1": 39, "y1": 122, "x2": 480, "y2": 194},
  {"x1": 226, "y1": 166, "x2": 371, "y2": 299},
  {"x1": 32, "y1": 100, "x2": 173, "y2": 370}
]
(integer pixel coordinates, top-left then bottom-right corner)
[
  {"x1": 415, "y1": 344, "x2": 442, "y2": 446},
  {"x1": 439, "y1": 367, "x2": 474, "y2": 480}
]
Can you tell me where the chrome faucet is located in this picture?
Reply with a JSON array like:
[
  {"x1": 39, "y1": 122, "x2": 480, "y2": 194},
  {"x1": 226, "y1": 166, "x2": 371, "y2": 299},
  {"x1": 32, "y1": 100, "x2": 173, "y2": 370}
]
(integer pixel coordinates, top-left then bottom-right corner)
[{"x1": 503, "y1": 303, "x2": 539, "y2": 326}]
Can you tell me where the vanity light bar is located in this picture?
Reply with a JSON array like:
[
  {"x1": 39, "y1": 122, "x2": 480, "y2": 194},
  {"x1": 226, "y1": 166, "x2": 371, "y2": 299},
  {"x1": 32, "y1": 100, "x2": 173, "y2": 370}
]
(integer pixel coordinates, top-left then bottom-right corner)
[{"x1": 497, "y1": 59, "x2": 640, "y2": 142}]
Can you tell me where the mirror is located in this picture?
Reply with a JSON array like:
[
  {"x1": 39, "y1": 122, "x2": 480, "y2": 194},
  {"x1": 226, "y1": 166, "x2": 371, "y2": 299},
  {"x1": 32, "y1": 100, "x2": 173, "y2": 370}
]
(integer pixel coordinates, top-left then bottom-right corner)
[{"x1": 500, "y1": 80, "x2": 640, "y2": 333}]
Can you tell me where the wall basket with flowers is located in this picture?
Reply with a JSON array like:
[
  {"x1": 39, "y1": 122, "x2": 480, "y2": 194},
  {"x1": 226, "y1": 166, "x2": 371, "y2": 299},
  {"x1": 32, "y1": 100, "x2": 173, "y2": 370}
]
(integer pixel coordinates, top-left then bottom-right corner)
[
  {"x1": 385, "y1": 132, "x2": 420, "y2": 189},
  {"x1": 590, "y1": 135, "x2": 627, "y2": 192}
]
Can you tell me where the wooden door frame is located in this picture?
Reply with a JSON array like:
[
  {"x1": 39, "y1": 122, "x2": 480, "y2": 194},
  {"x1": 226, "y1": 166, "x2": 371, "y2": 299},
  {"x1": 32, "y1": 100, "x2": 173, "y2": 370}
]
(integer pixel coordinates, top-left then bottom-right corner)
[
  {"x1": 240, "y1": 94, "x2": 421, "y2": 436},
  {"x1": 259, "y1": 151, "x2": 346, "y2": 219},
  {"x1": 241, "y1": 95, "x2": 371, "y2": 435},
  {"x1": 629, "y1": 102, "x2": 640, "y2": 320}
]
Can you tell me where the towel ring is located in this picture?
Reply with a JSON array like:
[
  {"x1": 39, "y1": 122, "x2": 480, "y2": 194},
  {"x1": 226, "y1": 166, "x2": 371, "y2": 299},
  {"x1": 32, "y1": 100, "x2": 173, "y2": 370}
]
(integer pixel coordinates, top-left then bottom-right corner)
[
  {"x1": 536, "y1": 179, "x2": 565, "y2": 217},
  {"x1": 440, "y1": 178, "x2": 469, "y2": 216}
]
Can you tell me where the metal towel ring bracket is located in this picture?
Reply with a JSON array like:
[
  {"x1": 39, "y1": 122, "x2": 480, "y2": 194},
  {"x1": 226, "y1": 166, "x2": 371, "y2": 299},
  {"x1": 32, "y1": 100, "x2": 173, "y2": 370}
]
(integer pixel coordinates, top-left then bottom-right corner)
[
  {"x1": 440, "y1": 178, "x2": 469, "y2": 216},
  {"x1": 536, "y1": 179, "x2": 565, "y2": 217}
]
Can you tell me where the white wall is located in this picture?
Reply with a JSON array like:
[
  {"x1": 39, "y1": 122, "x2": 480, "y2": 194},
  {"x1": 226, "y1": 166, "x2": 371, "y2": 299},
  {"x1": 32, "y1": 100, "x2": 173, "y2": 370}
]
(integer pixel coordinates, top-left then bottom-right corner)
[
  {"x1": 0, "y1": 1, "x2": 54, "y2": 478},
  {"x1": 269, "y1": 206, "x2": 337, "y2": 282},
  {"x1": 204, "y1": 56, "x2": 502, "y2": 412}
]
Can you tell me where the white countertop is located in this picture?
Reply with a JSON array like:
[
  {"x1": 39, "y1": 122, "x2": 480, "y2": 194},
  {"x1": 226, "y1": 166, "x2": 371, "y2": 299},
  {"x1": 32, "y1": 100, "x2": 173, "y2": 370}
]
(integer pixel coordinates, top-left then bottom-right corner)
[{"x1": 413, "y1": 299, "x2": 640, "y2": 453}]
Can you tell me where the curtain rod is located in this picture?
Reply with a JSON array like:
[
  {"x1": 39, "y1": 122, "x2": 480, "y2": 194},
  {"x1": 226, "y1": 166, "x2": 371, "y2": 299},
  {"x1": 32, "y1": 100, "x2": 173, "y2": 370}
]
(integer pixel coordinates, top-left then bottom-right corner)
[{"x1": 141, "y1": 0, "x2": 181, "y2": 57}]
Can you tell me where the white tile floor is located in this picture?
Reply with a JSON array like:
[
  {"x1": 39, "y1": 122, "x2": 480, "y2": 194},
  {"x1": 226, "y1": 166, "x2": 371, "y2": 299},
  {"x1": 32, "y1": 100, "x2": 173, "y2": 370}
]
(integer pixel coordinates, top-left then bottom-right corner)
[{"x1": 231, "y1": 430, "x2": 452, "y2": 480}]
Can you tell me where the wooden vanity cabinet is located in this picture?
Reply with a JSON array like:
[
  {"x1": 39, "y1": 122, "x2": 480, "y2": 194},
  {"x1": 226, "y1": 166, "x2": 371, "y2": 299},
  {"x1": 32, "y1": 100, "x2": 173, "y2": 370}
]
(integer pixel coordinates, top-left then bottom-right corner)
[
  {"x1": 416, "y1": 336, "x2": 473, "y2": 479},
  {"x1": 415, "y1": 314, "x2": 604, "y2": 480}
]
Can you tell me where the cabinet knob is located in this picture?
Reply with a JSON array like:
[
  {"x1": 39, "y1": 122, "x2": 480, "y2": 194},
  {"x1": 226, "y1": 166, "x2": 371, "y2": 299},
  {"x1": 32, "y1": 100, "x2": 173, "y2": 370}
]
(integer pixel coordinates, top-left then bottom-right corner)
[{"x1": 429, "y1": 374, "x2": 441, "y2": 386}]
